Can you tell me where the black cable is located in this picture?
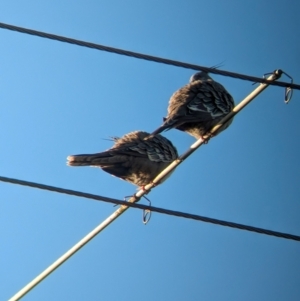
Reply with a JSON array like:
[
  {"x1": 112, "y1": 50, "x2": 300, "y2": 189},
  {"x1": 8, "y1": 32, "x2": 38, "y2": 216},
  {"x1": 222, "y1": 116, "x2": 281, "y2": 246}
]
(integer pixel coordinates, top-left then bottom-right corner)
[
  {"x1": 0, "y1": 22, "x2": 299, "y2": 90},
  {"x1": 0, "y1": 176, "x2": 299, "y2": 242}
]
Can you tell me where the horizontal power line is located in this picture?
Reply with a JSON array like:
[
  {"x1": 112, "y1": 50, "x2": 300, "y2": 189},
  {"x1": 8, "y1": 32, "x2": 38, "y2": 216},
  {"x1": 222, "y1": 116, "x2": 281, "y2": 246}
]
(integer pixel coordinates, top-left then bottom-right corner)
[
  {"x1": 1, "y1": 175, "x2": 299, "y2": 242},
  {"x1": 0, "y1": 22, "x2": 299, "y2": 90}
]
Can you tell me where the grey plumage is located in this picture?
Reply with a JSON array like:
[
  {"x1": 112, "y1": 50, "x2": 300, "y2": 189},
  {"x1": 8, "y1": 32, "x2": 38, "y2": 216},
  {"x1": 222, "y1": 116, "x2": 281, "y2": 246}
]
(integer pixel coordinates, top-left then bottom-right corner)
[
  {"x1": 151, "y1": 71, "x2": 235, "y2": 139},
  {"x1": 67, "y1": 131, "x2": 178, "y2": 187}
]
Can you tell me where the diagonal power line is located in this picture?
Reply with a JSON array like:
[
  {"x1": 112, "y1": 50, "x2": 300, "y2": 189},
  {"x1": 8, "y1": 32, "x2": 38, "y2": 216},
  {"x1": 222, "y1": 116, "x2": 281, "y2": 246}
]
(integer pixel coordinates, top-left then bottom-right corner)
[
  {"x1": 0, "y1": 21, "x2": 299, "y2": 90},
  {"x1": 1, "y1": 175, "x2": 299, "y2": 242}
]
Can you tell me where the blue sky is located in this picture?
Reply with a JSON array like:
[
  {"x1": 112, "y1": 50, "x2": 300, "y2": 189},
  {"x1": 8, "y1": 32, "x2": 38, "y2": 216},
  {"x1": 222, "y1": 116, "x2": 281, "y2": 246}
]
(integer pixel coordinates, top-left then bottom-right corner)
[{"x1": 1, "y1": 1, "x2": 300, "y2": 300}]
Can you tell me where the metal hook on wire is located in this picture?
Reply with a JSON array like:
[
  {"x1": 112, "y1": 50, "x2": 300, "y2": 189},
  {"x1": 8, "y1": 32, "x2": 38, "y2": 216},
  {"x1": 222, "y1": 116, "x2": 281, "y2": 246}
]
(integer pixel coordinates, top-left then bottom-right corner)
[
  {"x1": 280, "y1": 71, "x2": 293, "y2": 104},
  {"x1": 141, "y1": 195, "x2": 152, "y2": 225},
  {"x1": 116, "y1": 195, "x2": 151, "y2": 224},
  {"x1": 252, "y1": 69, "x2": 280, "y2": 85},
  {"x1": 252, "y1": 69, "x2": 293, "y2": 103}
]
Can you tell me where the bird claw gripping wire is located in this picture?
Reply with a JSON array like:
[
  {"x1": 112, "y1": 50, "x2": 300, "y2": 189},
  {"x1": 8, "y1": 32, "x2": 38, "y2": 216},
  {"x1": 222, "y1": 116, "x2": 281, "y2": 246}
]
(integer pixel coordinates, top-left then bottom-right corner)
[
  {"x1": 202, "y1": 133, "x2": 213, "y2": 144},
  {"x1": 141, "y1": 195, "x2": 152, "y2": 225}
]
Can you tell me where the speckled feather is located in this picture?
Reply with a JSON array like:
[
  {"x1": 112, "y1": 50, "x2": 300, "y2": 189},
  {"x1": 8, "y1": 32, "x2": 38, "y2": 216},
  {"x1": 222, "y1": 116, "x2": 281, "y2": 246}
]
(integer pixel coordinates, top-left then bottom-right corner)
[
  {"x1": 67, "y1": 131, "x2": 178, "y2": 187},
  {"x1": 151, "y1": 72, "x2": 235, "y2": 139}
]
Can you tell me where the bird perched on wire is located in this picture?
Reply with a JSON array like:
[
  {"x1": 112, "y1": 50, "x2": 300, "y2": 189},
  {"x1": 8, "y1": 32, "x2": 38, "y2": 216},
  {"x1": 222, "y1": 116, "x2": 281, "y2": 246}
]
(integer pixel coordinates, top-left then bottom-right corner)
[
  {"x1": 67, "y1": 131, "x2": 178, "y2": 187},
  {"x1": 150, "y1": 70, "x2": 235, "y2": 140}
]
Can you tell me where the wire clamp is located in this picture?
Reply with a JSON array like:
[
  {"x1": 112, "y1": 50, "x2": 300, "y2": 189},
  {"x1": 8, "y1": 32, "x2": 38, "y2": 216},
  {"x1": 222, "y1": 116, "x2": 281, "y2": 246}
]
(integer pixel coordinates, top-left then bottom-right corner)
[
  {"x1": 263, "y1": 70, "x2": 293, "y2": 103},
  {"x1": 142, "y1": 195, "x2": 152, "y2": 225},
  {"x1": 252, "y1": 69, "x2": 293, "y2": 103},
  {"x1": 281, "y1": 71, "x2": 293, "y2": 103}
]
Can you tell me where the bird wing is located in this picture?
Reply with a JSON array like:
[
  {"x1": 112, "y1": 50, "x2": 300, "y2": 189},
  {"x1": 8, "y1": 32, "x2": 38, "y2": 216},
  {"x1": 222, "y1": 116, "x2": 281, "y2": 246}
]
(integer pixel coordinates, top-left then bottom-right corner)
[
  {"x1": 166, "y1": 80, "x2": 234, "y2": 125},
  {"x1": 115, "y1": 136, "x2": 177, "y2": 163},
  {"x1": 68, "y1": 135, "x2": 177, "y2": 166},
  {"x1": 187, "y1": 80, "x2": 234, "y2": 118},
  {"x1": 67, "y1": 132, "x2": 178, "y2": 186}
]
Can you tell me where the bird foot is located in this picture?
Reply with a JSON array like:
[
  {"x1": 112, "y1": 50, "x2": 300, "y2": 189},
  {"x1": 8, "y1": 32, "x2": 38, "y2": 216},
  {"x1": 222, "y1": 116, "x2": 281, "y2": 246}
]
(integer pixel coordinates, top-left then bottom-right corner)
[
  {"x1": 140, "y1": 181, "x2": 156, "y2": 193},
  {"x1": 202, "y1": 133, "x2": 213, "y2": 144},
  {"x1": 202, "y1": 137, "x2": 209, "y2": 144}
]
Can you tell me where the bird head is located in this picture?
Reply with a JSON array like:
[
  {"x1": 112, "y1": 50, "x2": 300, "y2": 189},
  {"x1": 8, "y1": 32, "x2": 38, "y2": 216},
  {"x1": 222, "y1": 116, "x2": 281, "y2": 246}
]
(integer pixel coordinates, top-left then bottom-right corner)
[
  {"x1": 189, "y1": 62, "x2": 224, "y2": 83},
  {"x1": 189, "y1": 71, "x2": 212, "y2": 83}
]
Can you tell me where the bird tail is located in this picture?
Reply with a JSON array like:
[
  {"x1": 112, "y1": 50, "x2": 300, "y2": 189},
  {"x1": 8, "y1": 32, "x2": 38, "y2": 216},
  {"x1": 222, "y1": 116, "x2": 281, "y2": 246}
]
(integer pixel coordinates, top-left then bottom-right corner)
[
  {"x1": 150, "y1": 126, "x2": 167, "y2": 136},
  {"x1": 148, "y1": 118, "x2": 173, "y2": 138},
  {"x1": 67, "y1": 154, "x2": 105, "y2": 166}
]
